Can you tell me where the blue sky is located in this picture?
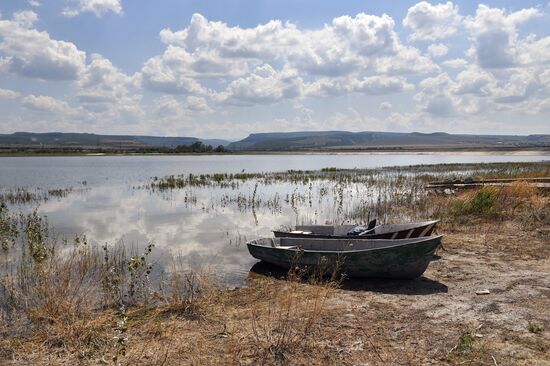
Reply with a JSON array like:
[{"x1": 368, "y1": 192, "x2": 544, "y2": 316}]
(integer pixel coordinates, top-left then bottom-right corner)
[{"x1": 0, "y1": 1, "x2": 549, "y2": 138}]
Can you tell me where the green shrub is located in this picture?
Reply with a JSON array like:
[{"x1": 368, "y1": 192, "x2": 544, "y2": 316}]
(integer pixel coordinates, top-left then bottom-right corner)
[
  {"x1": 450, "y1": 187, "x2": 498, "y2": 217},
  {"x1": 528, "y1": 321, "x2": 544, "y2": 334},
  {"x1": 456, "y1": 331, "x2": 474, "y2": 352}
]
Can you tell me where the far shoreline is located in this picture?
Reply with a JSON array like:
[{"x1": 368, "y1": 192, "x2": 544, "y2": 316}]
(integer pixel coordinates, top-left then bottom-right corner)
[{"x1": 0, "y1": 148, "x2": 549, "y2": 157}]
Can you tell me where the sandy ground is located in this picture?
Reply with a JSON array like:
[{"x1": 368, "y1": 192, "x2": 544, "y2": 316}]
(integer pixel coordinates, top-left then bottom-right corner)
[{"x1": 320, "y1": 222, "x2": 550, "y2": 365}]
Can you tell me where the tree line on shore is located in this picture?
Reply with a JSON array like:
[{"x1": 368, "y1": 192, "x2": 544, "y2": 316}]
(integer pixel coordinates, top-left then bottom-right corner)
[{"x1": 0, "y1": 141, "x2": 229, "y2": 154}]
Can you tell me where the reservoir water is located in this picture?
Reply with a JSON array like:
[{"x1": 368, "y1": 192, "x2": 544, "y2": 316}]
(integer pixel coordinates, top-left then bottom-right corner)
[{"x1": 1, "y1": 153, "x2": 548, "y2": 284}]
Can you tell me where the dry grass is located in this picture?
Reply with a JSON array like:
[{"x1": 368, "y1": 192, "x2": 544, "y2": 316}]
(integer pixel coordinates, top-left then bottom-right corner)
[
  {"x1": 233, "y1": 278, "x2": 336, "y2": 365},
  {"x1": 2, "y1": 228, "x2": 549, "y2": 366}
]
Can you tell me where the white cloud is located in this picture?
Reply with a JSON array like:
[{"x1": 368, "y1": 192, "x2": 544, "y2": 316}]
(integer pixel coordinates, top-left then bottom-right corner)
[
  {"x1": 28, "y1": 0, "x2": 41, "y2": 7},
  {"x1": 453, "y1": 67, "x2": 495, "y2": 96},
  {"x1": 408, "y1": 4, "x2": 550, "y2": 123},
  {"x1": 151, "y1": 95, "x2": 211, "y2": 122},
  {"x1": 139, "y1": 51, "x2": 209, "y2": 95},
  {"x1": 0, "y1": 88, "x2": 20, "y2": 99},
  {"x1": 140, "y1": 12, "x2": 436, "y2": 98},
  {"x1": 441, "y1": 58, "x2": 467, "y2": 69},
  {"x1": 427, "y1": 43, "x2": 448, "y2": 58},
  {"x1": 77, "y1": 54, "x2": 132, "y2": 103},
  {"x1": 374, "y1": 45, "x2": 438, "y2": 74},
  {"x1": 185, "y1": 96, "x2": 212, "y2": 113},
  {"x1": 379, "y1": 101, "x2": 392, "y2": 111},
  {"x1": 414, "y1": 72, "x2": 480, "y2": 116},
  {"x1": 403, "y1": 1, "x2": 463, "y2": 41},
  {"x1": 415, "y1": 62, "x2": 550, "y2": 118},
  {"x1": 159, "y1": 14, "x2": 293, "y2": 61},
  {"x1": 76, "y1": 53, "x2": 143, "y2": 119},
  {"x1": 152, "y1": 95, "x2": 188, "y2": 120},
  {"x1": 22, "y1": 94, "x2": 78, "y2": 115},
  {"x1": 306, "y1": 75, "x2": 413, "y2": 97},
  {"x1": 219, "y1": 64, "x2": 303, "y2": 106},
  {"x1": 465, "y1": 5, "x2": 541, "y2": 68},
  {"x1": 0, "y1": 11, "x2": 86, "y2": 80},
  {"x1": 416, "y1": 76, "x2": 453, "y2": 115},
  {"x1": 13, "y1": 10, "x2": 38, "y2": 28},
  {"x1": 62, "y1": 0, "x2": 122, "y2": 18}
]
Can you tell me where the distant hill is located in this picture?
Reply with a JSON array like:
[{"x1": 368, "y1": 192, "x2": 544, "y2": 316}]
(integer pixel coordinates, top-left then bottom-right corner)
[
  {"x1": 0, "y1": 132, "x2": 231, "y2": 149},
  {"x1": 227, "y1": 131, "x2": 550, "y2": 151},
  {"x1": 1, "y1": 131, "x2": 548, "y2": 152}
]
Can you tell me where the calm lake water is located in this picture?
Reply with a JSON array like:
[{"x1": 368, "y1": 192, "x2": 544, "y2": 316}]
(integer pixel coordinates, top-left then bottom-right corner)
[{"x1": 1, "y1": 153, "x2": 548, "y2": 285}]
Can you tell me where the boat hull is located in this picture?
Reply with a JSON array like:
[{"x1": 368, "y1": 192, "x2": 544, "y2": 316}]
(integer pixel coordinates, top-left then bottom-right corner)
[{"x1": 247, "y1": 236, "x2": 442, "y2": 279}]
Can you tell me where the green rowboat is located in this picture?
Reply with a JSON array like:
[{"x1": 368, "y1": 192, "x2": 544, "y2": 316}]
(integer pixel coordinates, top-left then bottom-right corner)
[{"x1": 246, "y1": 235, "x2": 443, "y2": 279}]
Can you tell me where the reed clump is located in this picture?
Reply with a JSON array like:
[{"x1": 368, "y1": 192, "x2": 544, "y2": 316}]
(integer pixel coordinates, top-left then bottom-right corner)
[
  {"x1": 0, "y1": 187, "x2": 73, "y2": 205},
  {"x1": 449, "y1": 187, "x2": 499, "y2": 218},
  {"x1": 447, "y1": 181, "x2": 549, "y2": 229}
]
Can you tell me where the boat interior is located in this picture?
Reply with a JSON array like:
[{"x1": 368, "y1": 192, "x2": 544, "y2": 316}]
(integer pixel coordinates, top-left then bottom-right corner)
[
  {"x1": 293, "y1": 220, "x2": 438, "y2": 236},
  {"x1": 250, "y1": 236, "x2": 440, "y2": 251}
]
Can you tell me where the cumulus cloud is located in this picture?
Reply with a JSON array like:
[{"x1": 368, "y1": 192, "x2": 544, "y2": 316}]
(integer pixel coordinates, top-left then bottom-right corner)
[
  {"x1": 379, "y1": 101, "x2": 392, "y2": 111},
  {"x1": 140, "y1": 12, "x2": 436, "y2": 97},
  {"x1": 219, "y1": 64, "x2": 303, "y2": 106},
  {"x1": 13, "y1": 10, "x2": 38, "y2": 28},
  {"x1": 306, "y1": 75, "x2": 413, "y2": 97},
  {"x1": 409, "y1": 4, "x2": 550, "y2": 121},
  {"x1": 0, "y1": 88, "x2": 20, "y2": 99},
  {"x1": 403, "y1": 1, "x2": 462, "y2": 41},
  {"x1": 76, "y1": 53, "x2": 143, "y2": 119},
  {"x1": 151, "y1": 95, "x2": 211, "y2": 123},
  {"x1": 465, "y1": 5, "x2": 541, "y2": 68},
  {"x1": 415, "y1": 62, "x2": 550, "y2": 118},
  {"x1": 441, "y1": 58, "x2": 467, "y2": 69},
  {"x1": 77, "y1": 54, "x2": 132, "y2": 102},
  {"x1": 0, "y1": 11, "x2": 86, "y2": 80},
  {"x1": 22, "y1": 94, "x2": 78, "y2": 115},
  {"x1": 152, "y1": 95, "x2": 188, "y2": 120},
  {"x1": 62, "y1": 0, "x2": 122, "y2": 18},
  {"x1": 427, "y1": 43, "x2": 448, "y2": 58},
  {"x1": 453, "y1": 67, "x2": 495, "y2": 96},
  {"x1": 185, "y1": 96, "x2": 212, "y2": 113},
  {"x1": 415, "y1": 73, "x2": 456, "y2": 116},
  {"x1": 139, "y1": 53, "x2": 209, "y2": 95}
]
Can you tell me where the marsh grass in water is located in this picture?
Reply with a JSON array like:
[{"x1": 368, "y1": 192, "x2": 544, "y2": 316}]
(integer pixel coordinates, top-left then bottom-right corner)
[
  {"x1": 143, "y1": 162, "x2": 550, "y2": 226},
  {"x1": 0, "y1": 187, "x2": 73, "y2": 205}
]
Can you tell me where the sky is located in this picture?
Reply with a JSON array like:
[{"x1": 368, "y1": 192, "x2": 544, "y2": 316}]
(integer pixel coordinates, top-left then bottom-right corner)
[{"x1": 0, "y1": 1, "x2": 549, "y2": 139}]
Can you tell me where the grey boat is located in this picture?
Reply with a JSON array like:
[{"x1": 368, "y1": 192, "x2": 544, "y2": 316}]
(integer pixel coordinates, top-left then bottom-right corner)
[
  {"x1": 273, "y1": 220, "x2": 439, "y2": 240},
  {"x1": 246, "y1": 235, "x2": 443, "y2": 279}
]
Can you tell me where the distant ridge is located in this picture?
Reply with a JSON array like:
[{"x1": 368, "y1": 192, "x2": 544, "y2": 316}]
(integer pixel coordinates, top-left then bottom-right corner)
[
  {"x1": 227, "y1": 131, "x2": 550, "y2": 151},
  {"x1": 0, "y1": 131, "x2": 548, "y2": 152},
  {"x1": 0, "y1": 132, "x2": 231, "y2": 149}
]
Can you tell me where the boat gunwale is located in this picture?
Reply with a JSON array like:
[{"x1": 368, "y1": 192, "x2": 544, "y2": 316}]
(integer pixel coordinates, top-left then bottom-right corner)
[{"x1": 246, "y1": 235, "x2": 443, "y2": 255}]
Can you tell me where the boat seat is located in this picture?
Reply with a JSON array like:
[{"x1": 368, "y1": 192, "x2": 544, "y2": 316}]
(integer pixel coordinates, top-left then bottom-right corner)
[{"x1": 277, "y1": 245, "x2": 298, "y2": 250}]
